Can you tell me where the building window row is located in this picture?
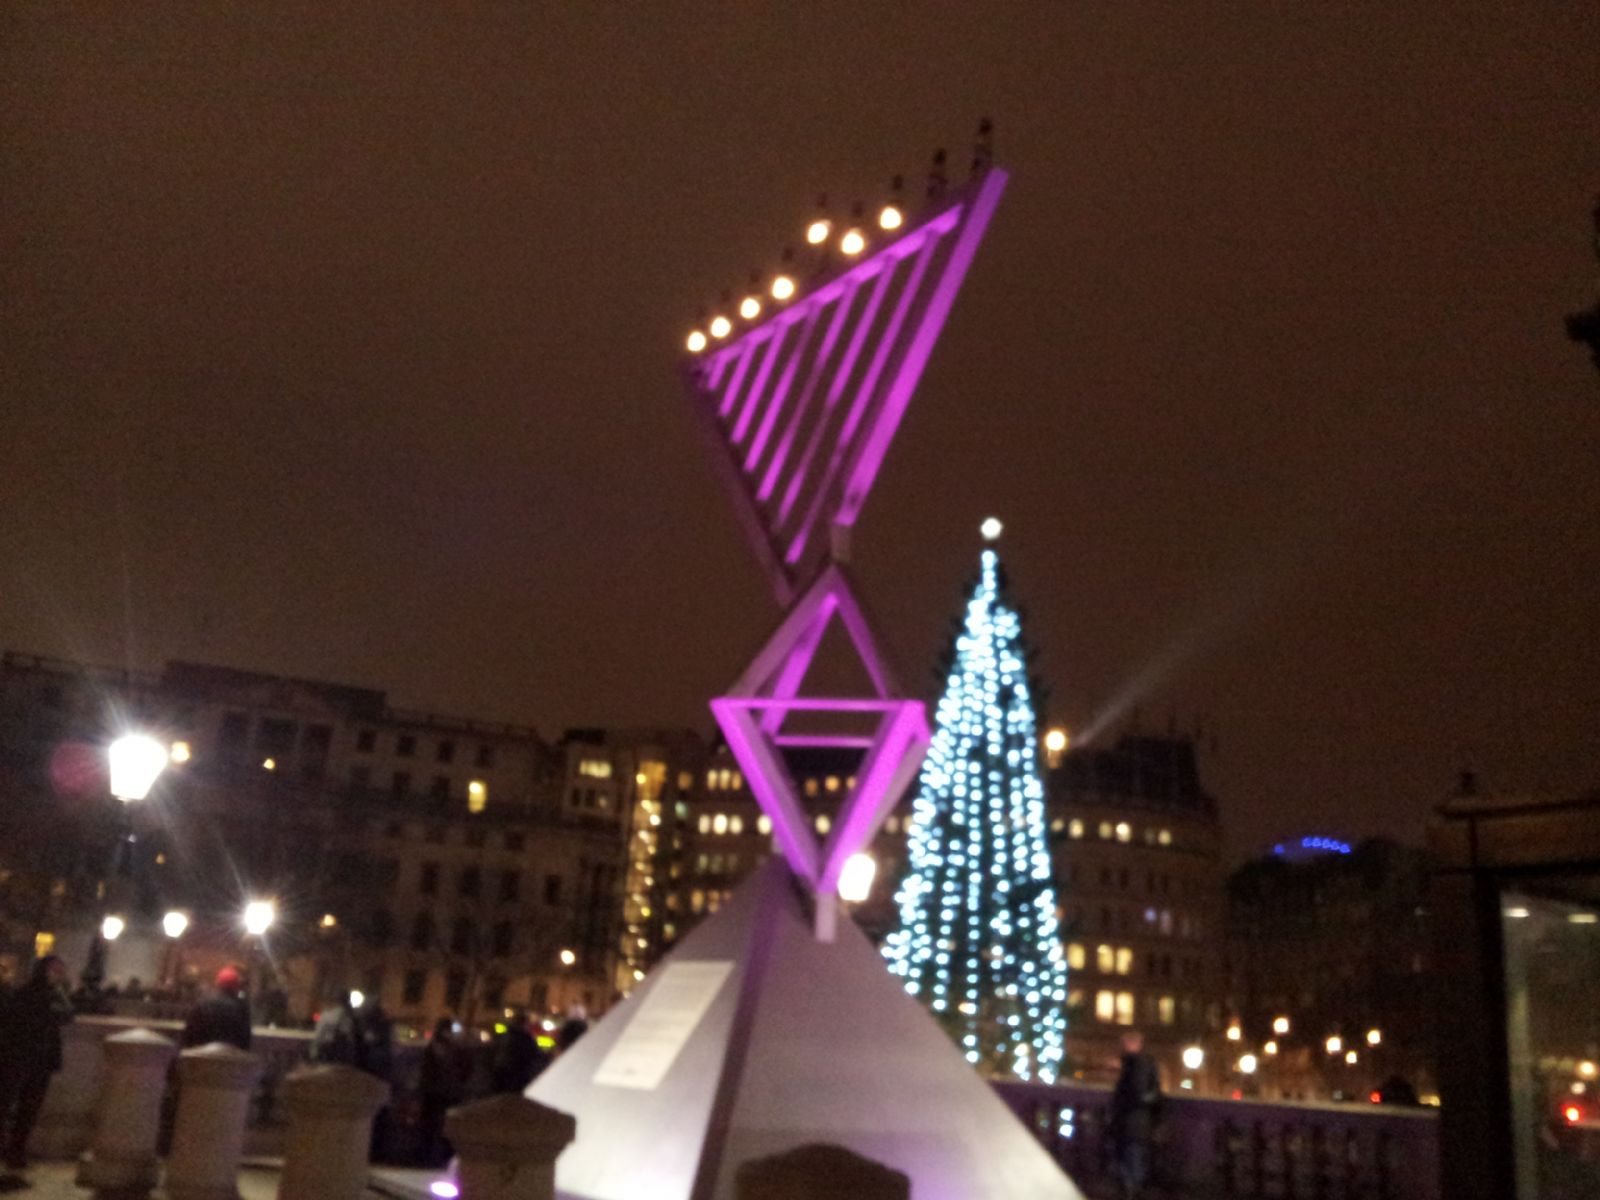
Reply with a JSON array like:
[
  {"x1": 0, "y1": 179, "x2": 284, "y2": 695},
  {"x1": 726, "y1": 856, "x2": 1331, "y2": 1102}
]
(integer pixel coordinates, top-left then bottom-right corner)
[
  {"x1": 356, "y1": 727, "x2": 496, "y2": 768},
  {"x1": 689, "y1": 888, "x2": 733, "y2": 914},
  {"x1": 1093, "y1": 990, "x2": 1179, "y2": 1027},
  {"x1": 1052, "y1": 817, "x2": 1174, "y2": 847},
  {"x1": 705, "y1": 768, "x2": 744, "y2": 791}
]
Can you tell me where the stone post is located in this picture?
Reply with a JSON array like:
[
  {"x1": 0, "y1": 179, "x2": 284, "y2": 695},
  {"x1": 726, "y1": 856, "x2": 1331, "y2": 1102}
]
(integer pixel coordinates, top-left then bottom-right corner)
[
  {"x1": 275, "y1": 1064, "x2": 389, "y2": 1200},
  {"x1": 165, "y1": 1043, "x2": 261, "y2": 1200},
  {"x1": 444, "y1": 1094, "x2": 576, "y2": 1200},
  {"x1": 735, "y1": 1143, "x2": 910, "y2": 1200},
  {"x1": 75, "y1": 1027, "x2": 177, "y2": 1199}
]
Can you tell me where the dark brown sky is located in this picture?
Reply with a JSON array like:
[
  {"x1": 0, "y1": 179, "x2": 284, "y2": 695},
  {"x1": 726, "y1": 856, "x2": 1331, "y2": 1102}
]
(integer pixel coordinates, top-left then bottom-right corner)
[{"x1": 3, "y1": 4, "x2": 1597, "y2": 859}]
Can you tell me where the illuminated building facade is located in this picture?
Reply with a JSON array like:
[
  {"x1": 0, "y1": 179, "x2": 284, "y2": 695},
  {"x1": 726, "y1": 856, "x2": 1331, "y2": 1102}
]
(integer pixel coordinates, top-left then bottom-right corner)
[
  {"x1": 0, "y1": 652, "x2": 622, "y2": 1026},
  {"x1": 1044, "y1": 733, "x2": 1227, "y2": 1082},
  {"x1": 1226, "y1": 836, "x2": 1436, "y2": 1101}
]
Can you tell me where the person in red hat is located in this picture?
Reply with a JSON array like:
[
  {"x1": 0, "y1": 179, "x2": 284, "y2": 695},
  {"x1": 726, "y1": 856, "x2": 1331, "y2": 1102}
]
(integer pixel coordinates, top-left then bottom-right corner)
[{"x1": 180, "y1": 966, "x2": 252, "y2": 1050}]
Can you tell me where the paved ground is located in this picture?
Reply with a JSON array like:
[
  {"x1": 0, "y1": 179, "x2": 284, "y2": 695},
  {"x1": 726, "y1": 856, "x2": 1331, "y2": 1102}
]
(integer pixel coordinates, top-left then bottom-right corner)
[{"x1": 0, "y1": 1162, "x2": 362, "y2": 1198}]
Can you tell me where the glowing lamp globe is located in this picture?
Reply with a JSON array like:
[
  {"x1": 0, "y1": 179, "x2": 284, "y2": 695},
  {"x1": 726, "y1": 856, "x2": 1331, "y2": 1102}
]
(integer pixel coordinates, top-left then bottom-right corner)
[
  {"x1": 770, "y1": 274, "x2": 796, "y2": 301},
  {"x1": 1326, "y1": 1035, "x2": 1343, "y2": 1055},
  {"x1": 838, "y1": 852, "x2": 877, "y2": 903},
  {"x1": 980, "y1": 516, "x2": 1003, "y2": 542},
  {"x1": 1043, "y1": 728, "x2": 1068, "y2": 755},
  {"x1": 739, "y1": 295, "x2": 761, "y2": 320},
  {"x1": 559, "y1": 948, "x2": 577, "y2": 967},
  {"x1": 1238, "y1": 1054, "x2": 1258, "y2": 1075},
  {"x1": 349, "y1": 989, "x2": 366, "y2": 1009},
  {"x1": 243, "y1": 900, "x2": 276, "y2": 937},
  {"x1": 878, "y1": 204, "x2": 903, "y2": 231},
  {"x1": 101, "y1": 915, "x2": 125, "y2": 941},
  {"x1": 805, "y1": 218, "x2": 831, "y2": 245},
  {"x1": 709, "y1": 315, "x2": 732, "y2": 339},
  {"x1": 1182, "y1": 1045, "x2": 1205, "y2": 1071},
  {"x1": 839, "y1": 228, "x2": 866, "y2": 256},
  {"x1": 686, "y1": 330, "x2": 708, "y2": 353},
  {"x1": 162, "y1": 911, "x2": 189, "y2": 939},
  {"x1": 1273, "y1": 1015, "x2": 1290, "y2": 1035},
  {"x1": 1366, "y1": 1028, "x2": 1382, "y2": 1046},
  {"x1": 109, "y1": 733, "x2": 170, "y2": 801}
]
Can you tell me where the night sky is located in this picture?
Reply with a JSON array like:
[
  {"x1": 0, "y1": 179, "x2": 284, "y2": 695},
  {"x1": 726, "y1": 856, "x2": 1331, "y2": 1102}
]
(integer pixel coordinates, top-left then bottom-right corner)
[{"x1": 4, "y1": 5, "x2": 1597, "y2": 860}]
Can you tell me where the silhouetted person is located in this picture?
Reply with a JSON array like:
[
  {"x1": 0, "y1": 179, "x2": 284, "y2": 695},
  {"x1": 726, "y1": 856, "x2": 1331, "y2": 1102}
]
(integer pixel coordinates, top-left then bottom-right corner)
[
  {"x1": 418, "y1": 1018, "x2": 465, "y2": 1166},
  {"x1": 181, "y1": 966, "x2": 252, "y2": 1050},
  {"x1": 491, "y1": 1010, "x2": 548, "y2": 1093},
  {"x1": 555, "y1": 1004, "x2": 588, "y2": 1055},
  {"x1": 0, "y1": 955, "x2": 73, "y2": 1170},
  {"x1": 1108, "y1": 1030, "x2": 1162, "y2": 1200},
  {"x1": 311, "y1": 991, "x2": 363, "y2": 1068}
]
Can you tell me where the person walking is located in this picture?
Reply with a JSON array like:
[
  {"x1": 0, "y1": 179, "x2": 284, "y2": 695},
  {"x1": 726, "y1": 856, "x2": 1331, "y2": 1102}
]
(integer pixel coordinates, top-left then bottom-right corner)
[
  {"x1": 0, "y1": 955, "x2": 74, "y2": 1171},
  {"x1": 180, "y1": 966, "x2": 252, "y2": 1050},
  {"x1": 1107, "y1": 1030, "x2": 1162, "y2": 1200},
  {"x1": 418, "y1": 1018, "x2": 465, "y2": 1167}
]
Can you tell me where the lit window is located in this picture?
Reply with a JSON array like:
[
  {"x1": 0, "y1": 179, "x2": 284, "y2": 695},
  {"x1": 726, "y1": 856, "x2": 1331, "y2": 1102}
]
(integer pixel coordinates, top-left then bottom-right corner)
[
  {"x1": 718, "y1": 769, "x2": 731, "y2": 789},
  {"x1": 825, "y1": 776, "x2": 840, "y2": 793},
  {"x1": 729, "y1": 815, "x2": 744, "y2": 835},
  {"x1": 707, "y1": 892, "x2": 721, "y2": 913},
  {"x1": 1098, "y1": 822, "x2": 1112, "y2": 839},
  {"x1": 579, "y1": 759, "x2": 612, "y2": 779},
  {"x1": 690, "y1": 890, "x2": 705, "y2": 913},
  {"x1": 1050, "y1": 817, "x2": 1064, "y2": 833},
  {"x1": 33, "y1": 931, "x2": 55, "y2": 958},
  {"x1": 886, "y1": 816, "x2": 899, "y2": 834},
  {"x1": 815, "y1": 814, "x2": 831, "y2": 833},
  {"x1": 467, "y1": 780, "x2": 487, "y2": 813},
  {"x1": 1096, "y1": 944, "x2": 1115, "y2": 973},
  {"x1": 713, "y1": 813, "x2": 728, "y2": 835},
  {"x1": 1115, "y1": 822, "x2": 1131, "y2": 843},
  {"x1": 757, "y1": 814, "x2": 772, "y2": 835},
  {"x1": 705, "y1": 770, "x2": 715, "y2": 788},
  {"x1": 1159, "y1": 996, "x2": 1176, "y2": 1025},
  {"x1": 1158, "y1": 829, "x2": 1172, "y2": 846},
  {"x1": 1068, "y1": 819, "x2": 1084, "y2": 839},
  {"x1": 1095, "y1": 990, "x2": 1116, "y2": 1022},
  {"x1": 1067, "y1": 943, "x2": 1086, "y2": 970},
  {"x1": 678, "y1": 771, "x2": 693, "y2": 791},
  {"x1": 846, "y1": 775, "x2": 857, "y2": 790},
  {"x1": 732, "y1": 772, "x2": 743, "y2": 789},
  {"x1": 1116, "y1": 947, "x2": 1133, "y2": 976},
  {"x1": 1116, "y1": 992, "x2": 1135, "y2": 1026},
  {"x1": 804, "y1": 778, "x2": 819, "y2": 797}
]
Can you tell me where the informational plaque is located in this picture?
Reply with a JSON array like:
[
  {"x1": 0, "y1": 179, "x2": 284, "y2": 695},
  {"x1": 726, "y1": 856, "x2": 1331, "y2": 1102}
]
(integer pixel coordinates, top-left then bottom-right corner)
[{"x1": 593, "y1": 961, "x2": 734, "y2": 1090}]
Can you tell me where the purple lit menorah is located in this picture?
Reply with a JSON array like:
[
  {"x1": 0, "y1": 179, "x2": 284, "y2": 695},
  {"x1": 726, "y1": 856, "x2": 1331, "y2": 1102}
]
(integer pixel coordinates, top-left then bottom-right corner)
[{"x1": 682, "y1": 162, "x2": 1007, "y2": 938}]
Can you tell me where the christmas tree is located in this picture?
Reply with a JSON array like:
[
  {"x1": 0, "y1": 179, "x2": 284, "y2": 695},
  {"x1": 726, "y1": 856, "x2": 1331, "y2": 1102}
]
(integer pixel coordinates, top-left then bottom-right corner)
[{"x1": 883, "y1": 520, "x2": 1068, "y2": 1082}]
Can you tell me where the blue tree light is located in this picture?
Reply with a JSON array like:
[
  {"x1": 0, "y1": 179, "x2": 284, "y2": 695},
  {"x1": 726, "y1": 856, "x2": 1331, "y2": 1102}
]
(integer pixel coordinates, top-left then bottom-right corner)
[{"x1": 883, "y1": 533, "x2": 1068, "y2": 1082}]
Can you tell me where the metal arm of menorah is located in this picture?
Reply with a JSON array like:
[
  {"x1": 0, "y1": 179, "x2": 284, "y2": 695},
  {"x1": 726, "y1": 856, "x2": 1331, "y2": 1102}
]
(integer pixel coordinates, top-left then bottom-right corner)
[{"x1": 680, "y1": 154, "x2": 1007, "y2": 939}]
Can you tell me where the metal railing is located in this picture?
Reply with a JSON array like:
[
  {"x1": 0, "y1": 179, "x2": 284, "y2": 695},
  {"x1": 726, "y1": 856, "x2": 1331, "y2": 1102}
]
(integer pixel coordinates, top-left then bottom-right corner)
[{"x1": 992, "y1": 1080, "x2": 1440, "y2": 1199}]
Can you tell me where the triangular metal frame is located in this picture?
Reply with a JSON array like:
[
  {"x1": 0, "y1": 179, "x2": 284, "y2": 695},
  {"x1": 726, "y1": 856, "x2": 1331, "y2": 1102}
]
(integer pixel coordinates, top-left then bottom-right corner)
[{"x1": 684, "y1": 168, "x2": 1009, "y2": 605}]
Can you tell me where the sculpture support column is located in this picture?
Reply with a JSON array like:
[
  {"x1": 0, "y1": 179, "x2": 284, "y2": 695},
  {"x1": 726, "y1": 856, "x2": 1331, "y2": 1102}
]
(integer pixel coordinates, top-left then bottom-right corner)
[
  {"x1": 276, "y1": 1064, "x2": 389, "y2": 1200},
  {"x1": 165, "y1": 1043, "x2": 260, "y2": 1200},
  {"x1": 445, "y1": 1094, "x2": 576, "y2": 1200},
  {"x1": 76, "y1": 1027, "x2": 177, "y2": 1199}
]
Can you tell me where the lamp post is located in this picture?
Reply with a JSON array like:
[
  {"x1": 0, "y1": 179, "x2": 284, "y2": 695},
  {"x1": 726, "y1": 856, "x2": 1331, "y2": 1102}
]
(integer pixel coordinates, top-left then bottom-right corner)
[
  {"x1": 84, "y1": 734, "x2": 170, "y2": 987},
  {"x1": 241, "y1": 899, "x2": 275, "y2": 1022}
]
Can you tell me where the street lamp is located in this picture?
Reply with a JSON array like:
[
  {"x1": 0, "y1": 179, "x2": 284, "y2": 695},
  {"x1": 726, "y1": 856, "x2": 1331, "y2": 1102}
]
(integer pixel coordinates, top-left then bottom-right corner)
[
  {"x1": 559, "y1": 948, "x2": 577, "y2": 967},
  {"x1": 109, "y1": 734, "x2": 170, "y2": 802},
  {"x1": 1366, "y1": 1028, "x2": 1382, "y2": 1047},
  {"x1": 1272, "y1": 1016, "x2": 1290, "y2": 1035},
  {"x1": 1182, "y1": 1046, "x2": 1205, "y2": 1071},
  {"x1": 838, "y1": 853, "x2": 876, "y2": 903},
  {"x1": 1326, "y1": 1035, "x2": 1343, "y2": 1055},
  {"x1": 1238, "y1": 1054, "x2": 1259, "y2": 1075},
  {"x1": 162, "y1": 911, "x2": 189, "y2": 939},
  {"x1": 243, "y1": 900, "x2": 276, "y2": 937},
  {"x1": 88, "y1": 733, "x2": 171, "y2": 986}
]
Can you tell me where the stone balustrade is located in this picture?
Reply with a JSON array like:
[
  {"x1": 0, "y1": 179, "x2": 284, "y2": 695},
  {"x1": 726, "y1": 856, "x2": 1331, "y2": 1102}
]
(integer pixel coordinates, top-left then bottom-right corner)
[{"x1": 993, "y1": 1079, "x2": 1440, "y2": 1200}]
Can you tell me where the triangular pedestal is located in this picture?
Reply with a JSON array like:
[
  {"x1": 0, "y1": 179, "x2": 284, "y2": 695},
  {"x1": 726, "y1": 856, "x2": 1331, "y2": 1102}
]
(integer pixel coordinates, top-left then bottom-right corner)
[{"x1": 526, "y1": 860, "x2": 1083, "y2": 1200}]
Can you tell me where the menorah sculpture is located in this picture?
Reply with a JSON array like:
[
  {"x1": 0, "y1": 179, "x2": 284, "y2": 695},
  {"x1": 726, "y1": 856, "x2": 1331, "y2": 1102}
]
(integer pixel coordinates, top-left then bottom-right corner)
[
  {"x1": 687, "y1": 161, "x2": 1008, "y2": 939},
  {"x1": 515, "y1": 143, "x2": 1083, "y2": 1200}
]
